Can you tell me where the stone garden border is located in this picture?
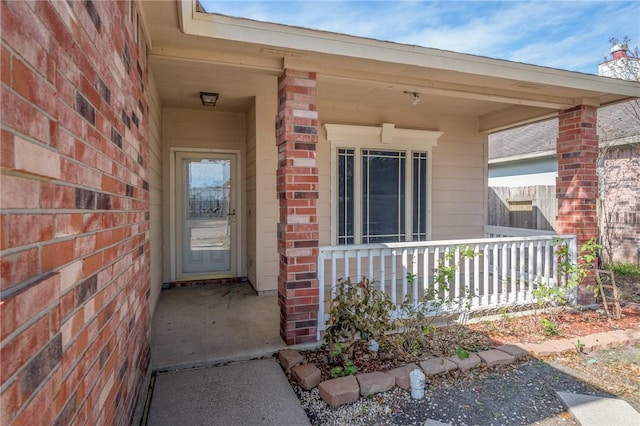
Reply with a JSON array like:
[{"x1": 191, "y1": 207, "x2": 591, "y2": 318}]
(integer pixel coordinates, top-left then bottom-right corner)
[{"x1": 279, "y1": 328, "x2": 640, "y2": 407}]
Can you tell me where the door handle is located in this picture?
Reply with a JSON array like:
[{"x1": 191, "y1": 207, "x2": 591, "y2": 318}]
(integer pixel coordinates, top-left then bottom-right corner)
[{"x1": 227, "y1": 209, "x2": 236, "y2": 223}]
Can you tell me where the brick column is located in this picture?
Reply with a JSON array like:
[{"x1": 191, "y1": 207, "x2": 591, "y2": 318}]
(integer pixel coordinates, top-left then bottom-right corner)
[
  {"x1": 556, "y1": 105, "x2": 598, "y2": 304},
  {"x1": 276, "y1": 70, "x2": 319, "y2": 344}
]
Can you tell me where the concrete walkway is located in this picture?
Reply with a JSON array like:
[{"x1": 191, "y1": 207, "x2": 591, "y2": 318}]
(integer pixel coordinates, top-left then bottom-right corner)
[
  {"x1": 556, "y1": 391, "x2": 640, "y2": 426},
  {"x1": 146, "y1": 283, "x2": 315, "y2": 425},
  {"x1": 146, "y1": 358, "x2": 310, "y2": 426},
  {"x1": 146, "y1": 285, "x2": 639, "y2": 426},
  {"x1": 151, "y1": 282, "x2": 286, "y2": 370}
]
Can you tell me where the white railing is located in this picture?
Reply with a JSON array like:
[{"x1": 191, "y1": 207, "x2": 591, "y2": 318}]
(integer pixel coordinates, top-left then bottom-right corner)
[
  {"x1": 484, "y1": 225, "x2": 555, "y2": 237},
  {"x1": 317, "y1": 232, "x2": 577, "y2": 337}
]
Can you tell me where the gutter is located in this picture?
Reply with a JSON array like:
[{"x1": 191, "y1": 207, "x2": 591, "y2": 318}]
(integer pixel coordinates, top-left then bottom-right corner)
[{"x1": 489, "y1": 149, "x2": 556, "y2": 165}]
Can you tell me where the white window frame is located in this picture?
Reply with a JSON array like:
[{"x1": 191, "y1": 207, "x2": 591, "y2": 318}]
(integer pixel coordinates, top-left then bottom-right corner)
[{"x1": 324, "y1": 123, "x2": 442, "y2": 245}]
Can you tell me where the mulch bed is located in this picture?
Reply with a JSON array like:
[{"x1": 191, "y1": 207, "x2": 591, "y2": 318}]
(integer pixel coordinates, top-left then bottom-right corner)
[
  {"x1": 302, "y1": 305, "x2": 640, "y2": 381},
  {"x1": 468, "y1": 306, "x2": 640, "y2": 344}
]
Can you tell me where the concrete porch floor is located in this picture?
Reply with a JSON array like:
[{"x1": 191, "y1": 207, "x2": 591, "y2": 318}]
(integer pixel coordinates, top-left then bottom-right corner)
[{"x1": 150, "y1": 282, "x2": 288, "y2": 370}]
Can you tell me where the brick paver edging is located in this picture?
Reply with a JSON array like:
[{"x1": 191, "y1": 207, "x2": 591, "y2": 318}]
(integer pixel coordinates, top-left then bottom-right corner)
[{"x1": 278, "y1": 328, "x2": 640, "y2": 407}]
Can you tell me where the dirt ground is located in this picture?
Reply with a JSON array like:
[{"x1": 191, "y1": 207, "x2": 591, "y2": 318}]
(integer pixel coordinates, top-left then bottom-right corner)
[
  {"x1": 617, "y1": 274, "x2": 640, "y2": 304},
  {"x1": 549, "y1": 344, "x2": 640, "y2": 412}
]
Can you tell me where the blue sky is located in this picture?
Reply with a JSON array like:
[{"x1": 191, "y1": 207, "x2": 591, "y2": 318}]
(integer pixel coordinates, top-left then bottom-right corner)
[
  {"x1": 200, "y1": 1, "x2": 639, "y2": 74},
  {"x1": 189, "y1": 160, "x2": 230, "y2": 188}
]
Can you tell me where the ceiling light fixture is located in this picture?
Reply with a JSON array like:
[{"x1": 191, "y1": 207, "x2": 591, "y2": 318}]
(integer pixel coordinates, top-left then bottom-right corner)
[
  {"x1": 199, "y1": 92, "x2": 219, "y2": 107},
  {"x1": 403, "y1": 91, "x2": 421, "y2": 105}
]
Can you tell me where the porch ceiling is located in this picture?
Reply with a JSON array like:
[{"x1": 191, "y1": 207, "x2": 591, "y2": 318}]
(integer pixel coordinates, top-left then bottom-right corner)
[
  {"x1": 150, "y1": 55, "x2": 521, "y2": 119},
  {"x1": 142, "y1": 1, "x2": 639, "y2": 132}
]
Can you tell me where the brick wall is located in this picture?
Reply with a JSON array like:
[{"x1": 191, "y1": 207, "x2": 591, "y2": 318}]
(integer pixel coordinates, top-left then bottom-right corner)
[
  {"x1": 1, "y1": 1, "x2": 151, "y2": 424},
  {"x1": 556, "y1": 105, "x2": 598, "y2": 303},
  {"x1": 600, "y1": 144, "x2": 640, "y2": 263},
  {"x1": 275, "y1": 69, "x2": 320, "y2": 345}
]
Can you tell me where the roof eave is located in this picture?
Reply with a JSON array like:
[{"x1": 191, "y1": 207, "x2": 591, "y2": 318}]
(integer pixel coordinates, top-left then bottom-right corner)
[{"x1": 181, "y1": 0, "x2": 640, "y2": 102}]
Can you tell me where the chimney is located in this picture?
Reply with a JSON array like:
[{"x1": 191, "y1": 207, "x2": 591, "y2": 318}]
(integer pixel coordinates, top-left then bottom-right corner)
[
  {"x1": 610, "y1": 44, "x2": 629, "y2": 60},
  {"x1": 599, "y1": 43, "x2": 639, "y2": 79}
]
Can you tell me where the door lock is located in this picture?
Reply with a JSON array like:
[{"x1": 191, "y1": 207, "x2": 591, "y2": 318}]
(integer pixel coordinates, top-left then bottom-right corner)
[{"x1": 227, "y1": 209, "x2": 236, "y2": 223}]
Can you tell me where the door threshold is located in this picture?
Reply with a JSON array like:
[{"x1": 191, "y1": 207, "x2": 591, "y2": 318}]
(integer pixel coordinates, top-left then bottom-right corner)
[{"x1": 165, "y1": 277, "x2": 247, "y2": 289}]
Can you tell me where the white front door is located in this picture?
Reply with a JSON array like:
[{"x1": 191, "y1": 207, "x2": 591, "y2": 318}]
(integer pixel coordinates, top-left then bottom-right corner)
[{"x1": 176, "y1": 152, "x2": 238, "y2": 278}]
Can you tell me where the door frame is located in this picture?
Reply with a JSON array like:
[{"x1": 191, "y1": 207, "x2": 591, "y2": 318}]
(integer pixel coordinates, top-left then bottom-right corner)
[{"x1": 169, "y1": 148, "x2": 243, "y2": 281}]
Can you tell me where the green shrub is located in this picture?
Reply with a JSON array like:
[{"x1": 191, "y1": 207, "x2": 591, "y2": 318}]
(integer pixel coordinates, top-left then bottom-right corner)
[
  {"x1": 324, "y1": 277, "x2": 395, "y2": 362},
  {"x1": 533, "y1": 238, "x2": 600, "y2": 309}
]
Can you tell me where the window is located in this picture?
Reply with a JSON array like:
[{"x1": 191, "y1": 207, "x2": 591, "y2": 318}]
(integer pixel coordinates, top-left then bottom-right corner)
[
  {"x1": 337, "y1": 148, "x2": 355, "y2": 244},
  {"x1": 412, "y1": 152, "x2": 428, "y2": 241},
  {"x1": 326, "y1": 123, "x2": 442, "y2": 245}
]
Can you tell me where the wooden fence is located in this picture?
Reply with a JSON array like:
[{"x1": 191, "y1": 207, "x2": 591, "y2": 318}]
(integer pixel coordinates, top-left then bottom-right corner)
[{"x1": 488, "y1": 186, "x2": 556, "y2": 231}]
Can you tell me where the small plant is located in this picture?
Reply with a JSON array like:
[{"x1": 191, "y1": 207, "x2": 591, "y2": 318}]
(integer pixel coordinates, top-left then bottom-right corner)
[
  {"x1": 533, "y1": 238, "x2": 601, "y2": 317},
  {"x1": 324, "y1": 277, "x2": 395, "y2": 362},
  {"x1": 499, "y1": 307, "x2": 514, "y2": 321},
  {"x1": 330, "y1": 359, "x2": 358, "y2": 378},
  {"x1": 390, "y1": 299, "x2": 434, "y2": 357},
  {"x1": 328, "y1": 341, "x2": 358, "y2": 378},
  {"x1": 540, "y1": 317, "x2": 560, "y2": 336},
  {"x1": 455, "y1": 347, "x2": 470, "y2": 360},
  {"x1": 391, "y1": 245, "x2": 481, "y2": 359},
  {"x1": 330, "y1": 342, "x2": 343, "y2": 358},
  {"x1": 575, "y1": 339, "x2": 586, "y2": 353},
  {"x1": 429, "y1": 245, "x2": 480, "y2": 315}
]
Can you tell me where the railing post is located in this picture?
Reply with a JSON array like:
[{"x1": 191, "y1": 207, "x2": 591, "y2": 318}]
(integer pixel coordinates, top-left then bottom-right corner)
[
  {"x1": 473, "y1": 245, "x2": 480, "y2": 308},
  {"x1": 482, "y1": 244, "x2": 489, "y2": 306},
  {"x1": 402, "y1": 249, "x2": 408, "y2": 302},
  {"x1": 422, "y1": 248, "x2": 430, "y2": 300},
  {"x1": 412, "y1": 248, "x2": 419, "y2": 305},
  {"x1": 380, "y1": 250, "x2": 386, "y2": 294},
  {"x1": 569, "y1": 236, "x2": 579, "y2": 303},
  {"x1": 510, "y1": 242, "x2": 516, "y2": 302},
  {"x1": 518, "y1": 242, "x2": 525, "y2": 301},
  {"x1": 317, "y1": 251, "x2": 325, "y2": 340}
]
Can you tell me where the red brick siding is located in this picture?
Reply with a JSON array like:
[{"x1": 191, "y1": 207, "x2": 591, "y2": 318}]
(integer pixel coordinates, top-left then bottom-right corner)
[
  {"x1": 276, "y1": 70, "x2": 320, "y2": 345},
  {"x1": 556, "y1": 105, "x2": 598, "y2": 303},
  {"x1": 1, "y1": 1, "x2": 150, "y2": 425}
]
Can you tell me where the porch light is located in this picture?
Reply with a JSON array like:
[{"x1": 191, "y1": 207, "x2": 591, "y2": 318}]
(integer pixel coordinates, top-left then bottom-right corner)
[{"x1": 199, "y1": 92, "x2": 219, "y2": 107}]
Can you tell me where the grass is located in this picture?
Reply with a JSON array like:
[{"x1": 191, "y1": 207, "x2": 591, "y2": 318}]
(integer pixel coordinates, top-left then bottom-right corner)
[{"x1": 606, "y1": 263, "x2": 640, "y2": 277}]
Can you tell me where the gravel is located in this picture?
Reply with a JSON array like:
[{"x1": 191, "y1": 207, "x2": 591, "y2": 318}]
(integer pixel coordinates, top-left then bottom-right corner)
[{"x1": 292, "y1": 358, "x2": 618, "y2": 425}]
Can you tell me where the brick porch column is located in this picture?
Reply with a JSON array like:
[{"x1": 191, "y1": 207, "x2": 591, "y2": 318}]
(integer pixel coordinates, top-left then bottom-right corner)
[
  {"x1": 555, "y1": 105, "x2": 598, "y2": 304},
  {"x1": 275, "y1": 69, "x2": 319, "y2": 344}
]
